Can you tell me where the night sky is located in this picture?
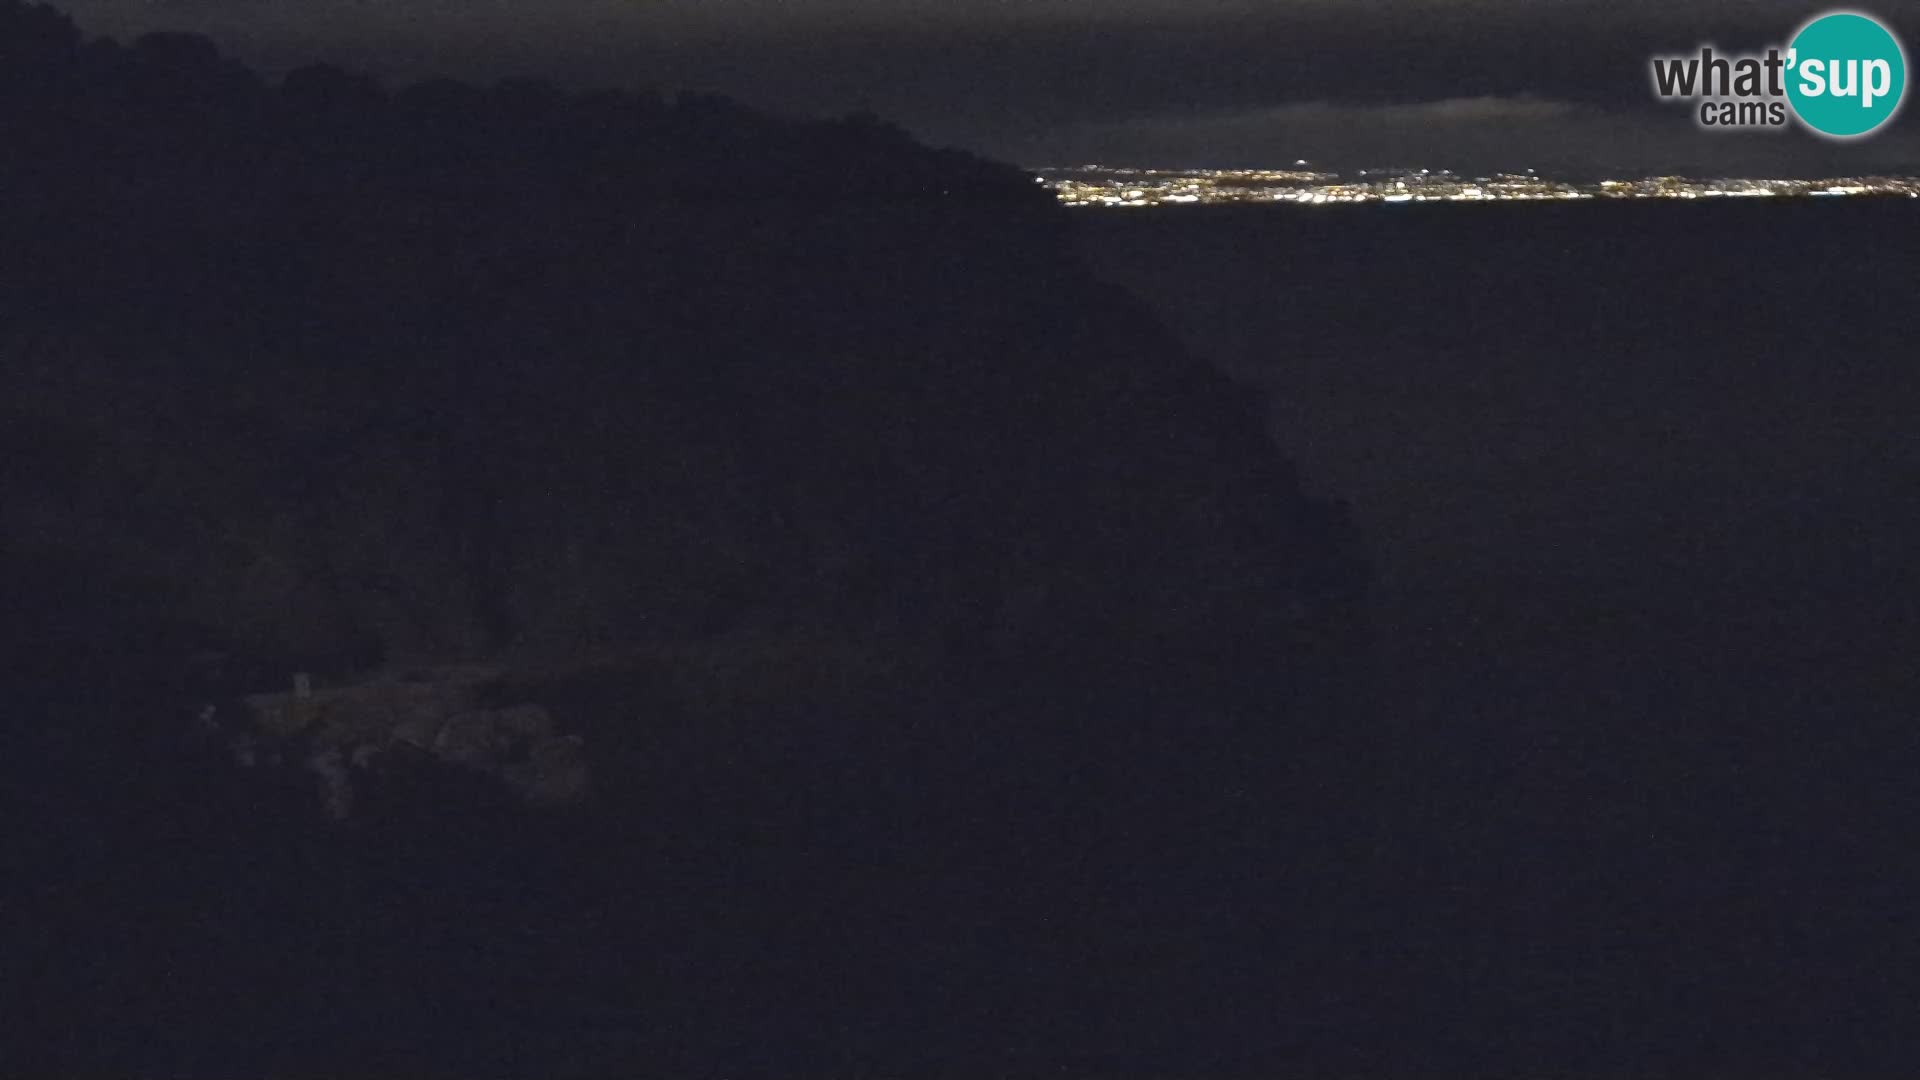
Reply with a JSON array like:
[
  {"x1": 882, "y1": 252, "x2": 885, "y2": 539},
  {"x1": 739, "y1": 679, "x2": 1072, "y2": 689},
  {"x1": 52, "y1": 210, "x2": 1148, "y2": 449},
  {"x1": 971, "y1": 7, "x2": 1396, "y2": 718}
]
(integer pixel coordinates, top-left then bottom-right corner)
[{"x1": 55, "y1": 0, "x2": 1920, "y2": 173}]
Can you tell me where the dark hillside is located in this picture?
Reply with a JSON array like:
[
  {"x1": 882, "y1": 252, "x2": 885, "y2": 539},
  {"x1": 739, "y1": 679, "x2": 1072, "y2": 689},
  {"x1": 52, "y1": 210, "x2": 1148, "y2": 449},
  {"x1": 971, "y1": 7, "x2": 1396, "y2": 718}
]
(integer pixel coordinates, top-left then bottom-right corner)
[{"x1": 1, "y1": 3, "x2": 1374, "y2": 1073}]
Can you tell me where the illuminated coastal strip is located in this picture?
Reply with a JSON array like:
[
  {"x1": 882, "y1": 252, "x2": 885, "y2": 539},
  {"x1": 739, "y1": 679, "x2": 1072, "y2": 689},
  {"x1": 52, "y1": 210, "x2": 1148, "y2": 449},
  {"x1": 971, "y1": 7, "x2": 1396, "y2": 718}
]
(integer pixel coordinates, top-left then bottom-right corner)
[{"x1": 1035, "y1": 166, "x2": 1920, "y2": 207}]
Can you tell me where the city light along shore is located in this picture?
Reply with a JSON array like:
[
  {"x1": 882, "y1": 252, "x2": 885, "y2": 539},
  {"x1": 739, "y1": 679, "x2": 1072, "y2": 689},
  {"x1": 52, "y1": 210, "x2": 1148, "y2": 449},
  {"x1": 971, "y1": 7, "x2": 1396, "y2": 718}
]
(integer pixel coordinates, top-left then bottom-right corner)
[{"x1": 1038, "y1": 165, "x2": 1920, "y2": 207}]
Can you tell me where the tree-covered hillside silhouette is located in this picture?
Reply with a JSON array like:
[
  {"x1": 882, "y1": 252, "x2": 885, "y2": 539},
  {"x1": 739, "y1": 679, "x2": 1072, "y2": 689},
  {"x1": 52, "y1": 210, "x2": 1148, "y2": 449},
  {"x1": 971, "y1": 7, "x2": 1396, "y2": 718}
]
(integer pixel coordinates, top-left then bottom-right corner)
[{"x1": 2, "y1": 3, "x2": 1379, "y2": 1073}]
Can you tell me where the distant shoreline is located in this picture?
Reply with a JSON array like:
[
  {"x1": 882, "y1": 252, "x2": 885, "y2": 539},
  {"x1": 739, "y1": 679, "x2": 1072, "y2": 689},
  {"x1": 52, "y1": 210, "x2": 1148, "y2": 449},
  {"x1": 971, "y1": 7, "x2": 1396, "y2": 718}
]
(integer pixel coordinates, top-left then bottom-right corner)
[{"x1": 1039, "y1": 166, "x2": 1920, "y2": 208}]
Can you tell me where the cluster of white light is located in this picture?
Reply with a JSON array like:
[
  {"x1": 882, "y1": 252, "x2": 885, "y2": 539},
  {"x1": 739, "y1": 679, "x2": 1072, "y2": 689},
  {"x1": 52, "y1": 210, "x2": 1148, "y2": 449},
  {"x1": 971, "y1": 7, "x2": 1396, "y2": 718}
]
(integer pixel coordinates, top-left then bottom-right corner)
[{"x1": 1040, "y1": 166, "x2": 1920, "y2": 208}]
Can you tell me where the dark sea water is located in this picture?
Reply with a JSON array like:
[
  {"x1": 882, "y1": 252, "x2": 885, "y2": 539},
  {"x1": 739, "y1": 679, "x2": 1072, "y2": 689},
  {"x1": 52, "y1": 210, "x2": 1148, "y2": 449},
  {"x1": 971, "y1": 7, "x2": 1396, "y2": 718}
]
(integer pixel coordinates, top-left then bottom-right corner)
[{"x1": 1076, "y1": 198, "x2": 1920, "y2": 1066}]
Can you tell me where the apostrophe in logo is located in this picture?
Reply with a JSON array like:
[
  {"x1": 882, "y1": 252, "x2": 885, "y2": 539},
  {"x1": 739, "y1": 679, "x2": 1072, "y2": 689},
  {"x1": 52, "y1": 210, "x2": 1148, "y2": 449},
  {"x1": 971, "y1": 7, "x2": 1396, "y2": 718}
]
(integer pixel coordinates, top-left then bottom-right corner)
[
  {"x1": 1785, "y1": 11, "x2": 1907, "y2": 137},
  {"x1": 1649, "y1": 9, "x2": 1907, "y2": 138}
]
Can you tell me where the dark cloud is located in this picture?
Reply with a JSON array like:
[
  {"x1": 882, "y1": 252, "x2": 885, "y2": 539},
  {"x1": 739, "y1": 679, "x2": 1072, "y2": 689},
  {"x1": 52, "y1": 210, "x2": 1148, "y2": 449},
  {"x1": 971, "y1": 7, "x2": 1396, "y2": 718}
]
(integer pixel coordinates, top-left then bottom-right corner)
[
  {"x1": 52, "y1": 0, "x2": 1920, "y2": 169},
  {"x1": 1016, "y1": 95, "x2": 1920, "y2": 174}
]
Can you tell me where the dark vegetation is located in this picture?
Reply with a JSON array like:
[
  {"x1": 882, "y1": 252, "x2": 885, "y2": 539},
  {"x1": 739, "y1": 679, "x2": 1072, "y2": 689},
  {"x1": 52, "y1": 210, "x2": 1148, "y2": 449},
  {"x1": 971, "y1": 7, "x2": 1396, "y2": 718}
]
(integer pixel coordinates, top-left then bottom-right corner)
[{"x1": 1, "y1": 3, "x2": 1378, "y2": 1073}]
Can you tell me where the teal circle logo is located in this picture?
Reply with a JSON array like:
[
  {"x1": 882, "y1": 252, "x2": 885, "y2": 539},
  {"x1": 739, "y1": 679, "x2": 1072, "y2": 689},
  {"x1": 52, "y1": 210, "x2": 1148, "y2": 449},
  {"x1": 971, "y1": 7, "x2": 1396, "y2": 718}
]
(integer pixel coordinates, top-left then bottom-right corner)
[{"x1": 1786, "y1": 11, "x2": 1907, "y2": 138}]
